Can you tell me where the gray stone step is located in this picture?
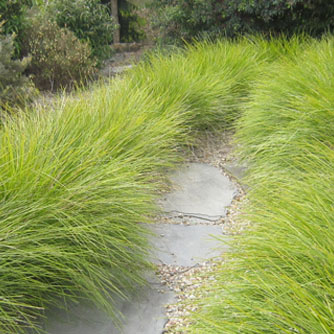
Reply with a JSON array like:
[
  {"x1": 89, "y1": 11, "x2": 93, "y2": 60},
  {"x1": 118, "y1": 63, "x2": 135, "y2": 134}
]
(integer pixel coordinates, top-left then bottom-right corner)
[
  {"x1": 151, "y1": 224, "x2": 227, "y2": 266},
  {"x1": 160, "y1": 163, "x2": 238, "y2": 221},
  {"x1": 44, "y1": 277, "x2": 175, "y2": 334}
]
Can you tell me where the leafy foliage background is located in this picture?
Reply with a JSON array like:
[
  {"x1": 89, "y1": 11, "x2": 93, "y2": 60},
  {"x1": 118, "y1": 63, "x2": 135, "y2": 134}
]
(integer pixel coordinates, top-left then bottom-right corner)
[{"x1": 150, "y1": 0, "x2": 334, "y2": 42}]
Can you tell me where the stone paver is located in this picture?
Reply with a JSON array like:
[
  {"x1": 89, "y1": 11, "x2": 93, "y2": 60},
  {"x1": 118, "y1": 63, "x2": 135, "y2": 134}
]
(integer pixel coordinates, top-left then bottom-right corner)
[
  {"x1": 151, "y1": 224, "x2": 227, "y2": 266},
  {"x1": 160, "y1": 163, "x2": 237, "y2": 221},
  {"x1": 44, "y1": 278, "x2": 175, "y2": 334}
]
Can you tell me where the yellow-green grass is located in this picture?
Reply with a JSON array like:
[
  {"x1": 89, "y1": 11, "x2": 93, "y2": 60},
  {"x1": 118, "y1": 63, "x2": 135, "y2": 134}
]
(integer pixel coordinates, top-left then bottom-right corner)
[
  {"x1": 0, "y1": 38, "x2": 265, "y2": 333},
  {"x1": 237, "y1": 36, "x2": 334, "y2": 173},
  {"x1": 189, "y1": 36, "x2": 334, "y2": 333},
  {"x1": 0, "y1": 83, "x2": 181, "y2": 332},
  {"x1": 128, "y1": 38, "x2": 263, "y2": 131}
]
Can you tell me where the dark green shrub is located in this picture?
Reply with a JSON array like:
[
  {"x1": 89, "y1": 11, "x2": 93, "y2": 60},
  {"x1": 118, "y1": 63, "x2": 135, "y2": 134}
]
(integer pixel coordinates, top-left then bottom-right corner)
[
  {"x1": 150, "y1": 0, "x2": 334, "y2": 42},
  {"x1": 150, "y1": 0, "x2": 225, "y2": 43},
  {"x1": 0, "y1": 26, "x2": 35, "y2": 110},
  {"x1": 48, "y1": 0, "x2": 114, "y2": 61},
  {"x1": 0, "y1": 0, "x2": 33, "y2": 56},
  {"x1": 100, "y1": 0, "x2": 146, "y2": 43},
  {"x1": 22, "y1": 13, "x2": 96, "y2": 91},
  {"x1": 222, "y1": 0, "x2": 334, "y2": 37}
]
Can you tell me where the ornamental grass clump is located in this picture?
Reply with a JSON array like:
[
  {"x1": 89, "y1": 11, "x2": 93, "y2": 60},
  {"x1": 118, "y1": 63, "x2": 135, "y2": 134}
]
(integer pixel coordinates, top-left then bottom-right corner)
[
  {"x1": 0, "y1": 77, "x2": 190, "y2": 332},
  {"x1": 236, "y1": 36, "x2": 334, "y2": 173},
  {"x1": 189, "y1": 36, "x2": 334, "y2": 334},
  {"x1": 245, "y1": 34, "x2": 312, "y2": 63},
  {"x1": 128, "y1": 38, "x2": 262, "y2": 131}
]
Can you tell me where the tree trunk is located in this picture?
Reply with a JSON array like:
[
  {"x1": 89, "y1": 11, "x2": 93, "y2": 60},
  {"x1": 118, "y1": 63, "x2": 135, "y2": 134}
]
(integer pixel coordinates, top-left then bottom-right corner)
[{"x1": 111, "y1": 0, "x2": 120, "y2": 43}]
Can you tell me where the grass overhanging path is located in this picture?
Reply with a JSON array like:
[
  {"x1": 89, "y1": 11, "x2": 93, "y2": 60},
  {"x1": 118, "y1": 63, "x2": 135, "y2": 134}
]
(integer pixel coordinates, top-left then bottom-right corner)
[{"x1": 1, "y1": 34, "x2": 334, "y2": 334}]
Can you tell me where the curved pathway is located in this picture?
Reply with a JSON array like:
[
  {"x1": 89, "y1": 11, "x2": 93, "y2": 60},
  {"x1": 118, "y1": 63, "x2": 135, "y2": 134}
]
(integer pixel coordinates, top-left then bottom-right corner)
[{"x1": 43, "y1": 135, "x2": 244, "y2": 334}]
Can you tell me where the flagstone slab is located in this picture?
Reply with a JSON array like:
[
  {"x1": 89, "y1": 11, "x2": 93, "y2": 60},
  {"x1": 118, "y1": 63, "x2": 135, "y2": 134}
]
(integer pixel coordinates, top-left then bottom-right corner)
[
  {"x1": 44, "y1": 278, "x2": 175, "y2": 334},
  {"x1": 160, "y1": 163, "x2": 237, "y2": 221},
  {"x1": 150, "y1": 224, "x2": 228, "y2": 266}
]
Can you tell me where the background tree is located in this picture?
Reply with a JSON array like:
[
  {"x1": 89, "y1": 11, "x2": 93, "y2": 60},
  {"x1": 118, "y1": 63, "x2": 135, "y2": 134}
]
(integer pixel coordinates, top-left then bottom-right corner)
[
  {"x1": 102, "y1": 0, "x2": 146, "y2": 43},
  {"x1": 0, "y1": 0, "x2": 34, "y2": 56}
]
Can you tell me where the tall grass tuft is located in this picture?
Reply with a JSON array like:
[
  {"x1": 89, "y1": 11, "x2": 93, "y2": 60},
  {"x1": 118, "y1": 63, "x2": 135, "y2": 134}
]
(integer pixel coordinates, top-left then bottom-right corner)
[
  {"x1": 189, "y1": 36, "x2": 334, "y2": 334},
  {"x1": 236, "y1": 36, "x2": 334, "y2": 173},
  {"x1": 128, "y1": 38, "x2": 262, "y2": 132},
  {"x1": 0, "y1": 87, "x2": 175, "y2": 332}
]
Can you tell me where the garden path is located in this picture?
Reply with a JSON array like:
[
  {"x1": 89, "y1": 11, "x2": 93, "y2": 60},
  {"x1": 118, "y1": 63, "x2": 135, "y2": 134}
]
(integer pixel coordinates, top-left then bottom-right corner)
[{"x1": 43, "y1": 134, "x2": 244, "y2": 334}]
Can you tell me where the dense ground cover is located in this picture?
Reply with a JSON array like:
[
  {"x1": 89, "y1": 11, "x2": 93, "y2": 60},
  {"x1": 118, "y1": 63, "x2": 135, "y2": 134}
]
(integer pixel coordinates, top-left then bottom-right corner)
[
  {"x1": 189, "y1": 37, "x2": 334, "y2": 333},
  {"x1": 0, "y1": 39, "x2": 261, "y2": 333}
]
